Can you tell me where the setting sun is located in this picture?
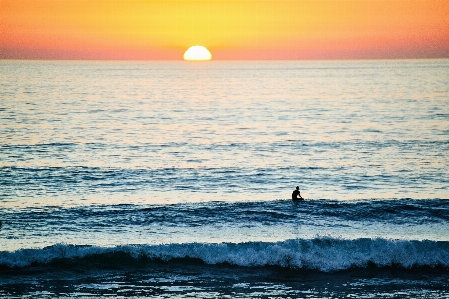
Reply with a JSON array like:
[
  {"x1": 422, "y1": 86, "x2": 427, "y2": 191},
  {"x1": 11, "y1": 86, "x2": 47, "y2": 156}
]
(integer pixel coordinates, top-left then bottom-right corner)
[{"x1": 183, "y1": 46, "x2": 212, "y2": 61}]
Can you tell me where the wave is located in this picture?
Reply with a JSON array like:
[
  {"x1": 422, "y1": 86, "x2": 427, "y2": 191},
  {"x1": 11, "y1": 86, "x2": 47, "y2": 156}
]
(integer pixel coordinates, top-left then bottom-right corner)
[
  {"x1": 3, "y1": 199, "x2": 448, "y2": 231},
  {"x1": 2, "y1": 237, "x2": 448, "y2": 272}
]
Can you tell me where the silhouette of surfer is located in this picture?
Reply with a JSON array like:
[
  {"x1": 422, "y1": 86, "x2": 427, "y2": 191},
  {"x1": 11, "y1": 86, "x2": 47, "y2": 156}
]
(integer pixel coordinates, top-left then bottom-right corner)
[{"x1": 292, "y1": 186, "x2": 304, "y2": 200}]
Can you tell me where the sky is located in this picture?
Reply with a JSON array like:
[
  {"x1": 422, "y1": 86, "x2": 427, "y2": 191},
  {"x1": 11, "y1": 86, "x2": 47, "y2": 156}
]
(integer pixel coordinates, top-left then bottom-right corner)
[{"x1": 1, "y1": 0, "x2": 448, "y2": 60}]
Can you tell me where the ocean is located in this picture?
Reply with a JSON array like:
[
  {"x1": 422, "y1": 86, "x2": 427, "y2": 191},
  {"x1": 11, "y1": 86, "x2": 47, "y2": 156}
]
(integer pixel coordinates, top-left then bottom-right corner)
[{"x1": 0, "y1": 59, "x2": 448, "y2": 298}]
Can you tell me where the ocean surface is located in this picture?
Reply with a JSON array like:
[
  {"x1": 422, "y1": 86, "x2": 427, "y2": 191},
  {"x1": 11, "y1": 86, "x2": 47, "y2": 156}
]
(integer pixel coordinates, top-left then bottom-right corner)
[{"x1": 0, "y1": 59, "x2": 448, "y2": 298}]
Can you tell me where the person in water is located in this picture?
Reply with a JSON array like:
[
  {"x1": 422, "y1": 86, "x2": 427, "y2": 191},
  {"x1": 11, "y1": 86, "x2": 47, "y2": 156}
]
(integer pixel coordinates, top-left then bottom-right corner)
[{"x1": 292, "y1": 186, "x2": 304, "y2": 200}]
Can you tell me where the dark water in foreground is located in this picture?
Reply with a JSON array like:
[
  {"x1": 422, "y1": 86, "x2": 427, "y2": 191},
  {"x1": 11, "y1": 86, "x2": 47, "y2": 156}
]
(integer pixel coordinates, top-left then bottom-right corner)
[{"x1": 1, "y1": 199, "x2": 448, "y2": 298}]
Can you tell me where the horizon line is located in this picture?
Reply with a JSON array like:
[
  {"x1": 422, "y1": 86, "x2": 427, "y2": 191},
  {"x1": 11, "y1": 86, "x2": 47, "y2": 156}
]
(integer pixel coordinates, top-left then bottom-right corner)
[{"x1": 2, "y1": 57, "x2": 448, "y2": 62}]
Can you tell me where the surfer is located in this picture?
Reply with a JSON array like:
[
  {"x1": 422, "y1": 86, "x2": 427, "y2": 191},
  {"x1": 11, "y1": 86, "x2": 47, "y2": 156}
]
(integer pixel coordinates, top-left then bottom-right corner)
[{"x1": 292, "y1": 186, "x2": 304, "y2": 200}]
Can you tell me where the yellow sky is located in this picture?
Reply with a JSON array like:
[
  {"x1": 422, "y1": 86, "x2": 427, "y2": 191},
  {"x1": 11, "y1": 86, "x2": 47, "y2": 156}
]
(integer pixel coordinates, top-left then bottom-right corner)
[{"x1": 1, "y1": 0, "x2": 448, "y2": 60}]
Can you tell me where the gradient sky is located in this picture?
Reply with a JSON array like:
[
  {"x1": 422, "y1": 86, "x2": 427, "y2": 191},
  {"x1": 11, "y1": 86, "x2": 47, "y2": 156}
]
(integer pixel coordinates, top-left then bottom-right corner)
[{"x1": 1, "y1": 0, "x2": 448, "y2": 60}]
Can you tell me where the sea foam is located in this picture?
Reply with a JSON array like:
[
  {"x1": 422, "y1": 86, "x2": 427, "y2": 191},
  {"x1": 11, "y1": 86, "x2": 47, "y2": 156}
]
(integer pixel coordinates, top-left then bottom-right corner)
[{"x1": 1, "y1": 237, "x2": 448, "y2": 272}]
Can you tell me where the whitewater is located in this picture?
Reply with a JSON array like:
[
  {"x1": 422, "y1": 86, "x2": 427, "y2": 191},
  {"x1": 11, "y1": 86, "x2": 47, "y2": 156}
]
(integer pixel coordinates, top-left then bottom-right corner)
[{"x1": 0, "y1": 59, "x2": 448, "y2": 298}]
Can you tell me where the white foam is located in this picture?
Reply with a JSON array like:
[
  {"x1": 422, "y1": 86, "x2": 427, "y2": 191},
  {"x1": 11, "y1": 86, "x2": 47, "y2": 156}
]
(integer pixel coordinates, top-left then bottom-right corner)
[{"x1": 1, "y1": 237, "x2": 448, "y2": 272}]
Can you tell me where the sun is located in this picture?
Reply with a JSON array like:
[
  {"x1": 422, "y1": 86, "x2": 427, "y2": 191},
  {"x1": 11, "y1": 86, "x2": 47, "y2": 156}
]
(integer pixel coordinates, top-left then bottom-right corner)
[{"x1": 183, "y1": 46, "x2": 212, "y2": 61}]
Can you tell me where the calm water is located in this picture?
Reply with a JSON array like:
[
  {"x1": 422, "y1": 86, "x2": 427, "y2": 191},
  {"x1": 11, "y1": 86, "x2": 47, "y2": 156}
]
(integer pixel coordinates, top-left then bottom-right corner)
[{"x1": 0, "y1": 60, "x2": 448, "y2": 298}]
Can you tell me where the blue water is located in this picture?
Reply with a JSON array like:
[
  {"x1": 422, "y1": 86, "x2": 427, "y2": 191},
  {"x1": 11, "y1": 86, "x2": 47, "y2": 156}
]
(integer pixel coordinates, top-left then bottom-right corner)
[{"x1": 0, "y1": 60, "x2": 448, "y2": 298}]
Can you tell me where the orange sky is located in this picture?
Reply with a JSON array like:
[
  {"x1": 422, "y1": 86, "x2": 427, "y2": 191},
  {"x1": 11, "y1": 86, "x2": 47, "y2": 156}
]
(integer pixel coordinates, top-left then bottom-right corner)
[{"x1": 1, "y1": 0, "x2": 448, "y2": 60}]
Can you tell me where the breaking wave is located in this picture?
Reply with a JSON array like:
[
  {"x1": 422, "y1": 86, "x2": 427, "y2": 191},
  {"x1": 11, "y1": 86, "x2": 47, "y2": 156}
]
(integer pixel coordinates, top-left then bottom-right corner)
[{"x1": 2, "y1": 237, "x2": 448, "y2": 272}]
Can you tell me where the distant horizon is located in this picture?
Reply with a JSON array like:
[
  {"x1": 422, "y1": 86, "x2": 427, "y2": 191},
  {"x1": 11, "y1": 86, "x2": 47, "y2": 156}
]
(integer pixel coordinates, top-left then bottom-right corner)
[
  {"x1": 2, "y1": 57, "x2": 449, "y2": 62},
  {"x1": 1, "y1": 49, "x2": 448, "y2": 61}
]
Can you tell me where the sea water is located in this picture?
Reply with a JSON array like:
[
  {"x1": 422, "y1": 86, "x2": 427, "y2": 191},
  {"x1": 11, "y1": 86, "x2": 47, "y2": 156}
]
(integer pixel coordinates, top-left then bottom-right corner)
[{"x1": 0, "y1": 60, "x2": 448, "y2": 298}]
